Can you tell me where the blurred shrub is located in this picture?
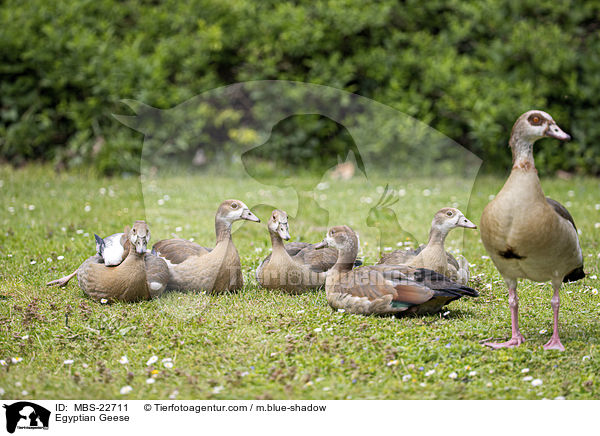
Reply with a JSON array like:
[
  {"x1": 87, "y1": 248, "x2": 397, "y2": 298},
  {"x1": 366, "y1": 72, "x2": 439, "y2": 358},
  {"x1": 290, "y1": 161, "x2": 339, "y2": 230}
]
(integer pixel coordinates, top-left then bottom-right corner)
[{"x1": 1, "y1": 0, "x2": 599, "y2": 174}]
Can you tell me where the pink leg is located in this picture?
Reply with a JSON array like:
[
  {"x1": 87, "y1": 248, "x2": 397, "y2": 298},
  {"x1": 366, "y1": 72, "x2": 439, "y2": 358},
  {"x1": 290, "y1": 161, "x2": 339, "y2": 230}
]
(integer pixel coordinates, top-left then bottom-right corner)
[
  {"x1": 543, "y1": 282, "x2": 565, "y2": 351},
  {"x1": 46, "y1": 270, "x2": 77, "y2": 287},
  {"x1": 484, "y1": 284, "x2": 525, "y2": 349}
]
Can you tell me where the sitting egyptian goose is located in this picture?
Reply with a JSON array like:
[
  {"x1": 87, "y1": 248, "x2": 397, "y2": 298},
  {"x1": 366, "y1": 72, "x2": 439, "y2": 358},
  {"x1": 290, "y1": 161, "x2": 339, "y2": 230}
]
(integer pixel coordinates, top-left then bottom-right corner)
[
  {"x1": 314, "y1": 226, "x2": 478, "y2": 316},
  {"x1": 480, "y1": 110, "x2": 584, "y2": 351},
  {"x1": 152, "y1": 199, "x2": 260, "y2": 293},
  {"x1": 46, "y1": 227, "x2": 130, "y2": 287},
  {"x1": 77, "y1": 220, "x2": 153, "y2": 302},
  {"x1": 378, "y1": 208, "x2": 476, "y2": 284},
  {"x1": 255, "y1": 210, "x2": 339, "y2": 293},
  {"x1": 47, "y1": 224, "x2": 169, "y2": 298}
]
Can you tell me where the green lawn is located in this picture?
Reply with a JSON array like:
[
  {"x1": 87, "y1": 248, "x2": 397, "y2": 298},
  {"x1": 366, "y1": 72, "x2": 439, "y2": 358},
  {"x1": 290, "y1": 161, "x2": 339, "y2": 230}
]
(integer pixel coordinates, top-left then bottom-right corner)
[{"x1": 0, "y1": 165, "x2": 599, "y2": 399}]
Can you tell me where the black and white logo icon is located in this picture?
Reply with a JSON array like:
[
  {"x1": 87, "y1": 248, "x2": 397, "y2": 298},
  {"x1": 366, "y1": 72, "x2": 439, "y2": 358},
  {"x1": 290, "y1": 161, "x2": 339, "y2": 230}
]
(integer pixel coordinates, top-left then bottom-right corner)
[{"x1": 3, "y1": 402, "x2": 50, "y2": 433}]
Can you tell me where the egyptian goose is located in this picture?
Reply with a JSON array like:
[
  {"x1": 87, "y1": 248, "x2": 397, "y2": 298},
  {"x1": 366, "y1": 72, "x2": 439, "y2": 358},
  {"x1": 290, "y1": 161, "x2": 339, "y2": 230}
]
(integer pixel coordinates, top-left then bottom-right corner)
[
  {"x1": 480, "y1": 110, "x2": 584, "y2": 351},
  {"x1": 314, "y1": 226, "x2": 478, "y2": 316},
  {"x1": 152, "y1": 199, "x2": 260, "y2": 293},
  {"x1": 77, "y1": 220, "x2": 153, "y2": 302},
  {"x1": 378, "y1": 208, "x2": 477, "y2": 284},
  {"x1": 46, "y1": 227, "x2": 130, "y2": 287},
  {"x1": 47, "y1": 224, "x2": 169, "y2": 297},
  {"x1": 255, "y1": 209, "x2": 340, "y2": 293}
]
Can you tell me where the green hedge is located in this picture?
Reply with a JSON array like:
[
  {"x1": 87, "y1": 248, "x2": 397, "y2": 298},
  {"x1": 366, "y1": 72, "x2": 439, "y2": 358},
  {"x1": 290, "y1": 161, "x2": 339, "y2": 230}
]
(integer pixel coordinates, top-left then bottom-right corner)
[{"x1": 1, "y1": 0, "x2": 599, "y2": 174}]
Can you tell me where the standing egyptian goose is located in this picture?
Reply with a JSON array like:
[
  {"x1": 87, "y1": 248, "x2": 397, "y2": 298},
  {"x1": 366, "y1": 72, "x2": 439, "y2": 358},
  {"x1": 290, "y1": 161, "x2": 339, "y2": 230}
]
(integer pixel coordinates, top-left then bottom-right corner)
[
  {"x1": 152, "y1": 199, "x2": 260, "y2": 293},
  {"x1": 314, "y1": 226, "x2": 478, "y2": 316},
  {"x1": 480, "y1": 110, "x2": 584, "y2": 351},
  {"x1": 378, "y1": 208, "x2": 477, "y2": 284},
  {"x1": 255, "y1": 210, "x2": 339, "y2": 293},
  {"x1": 77, "y1": 221, "x2": 152, "y2": 302}
]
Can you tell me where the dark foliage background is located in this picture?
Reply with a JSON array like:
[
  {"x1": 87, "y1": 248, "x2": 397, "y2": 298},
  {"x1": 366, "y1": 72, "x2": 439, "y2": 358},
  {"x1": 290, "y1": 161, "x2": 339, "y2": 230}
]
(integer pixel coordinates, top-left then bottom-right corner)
[{"x1": 1, "y1": 0, "x2": 599, "y2": 174}]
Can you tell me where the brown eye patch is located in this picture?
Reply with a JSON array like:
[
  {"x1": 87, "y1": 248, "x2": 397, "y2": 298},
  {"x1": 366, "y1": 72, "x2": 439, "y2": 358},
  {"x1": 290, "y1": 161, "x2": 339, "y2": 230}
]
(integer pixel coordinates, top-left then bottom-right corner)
[{"x1": 528, "y1": 114, "x2": 543, "y2": 125}]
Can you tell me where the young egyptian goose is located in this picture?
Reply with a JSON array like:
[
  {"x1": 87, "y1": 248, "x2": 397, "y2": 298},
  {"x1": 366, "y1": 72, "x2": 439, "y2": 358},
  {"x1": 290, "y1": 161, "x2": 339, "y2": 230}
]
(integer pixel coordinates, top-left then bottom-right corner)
[
  {"x1": 77, "y1": 220, "x2": 152, "y2": 302},
  {"x1": 152, "y1": 199, "x2": 260, "y2": 293},
  {"x1": 378, "y1": 208, "x2": 477, "y2": 284},
  {"x1": 47, "y1": 224, "x2": 169, "y2": 298},
  {"x1": 480, "y1": 110, "x2": 584, "y2": 351},
  {"x1": 314, "y1": 226, "x2": 478, "y2": 316},
  {"x1": 255, "y1": 210, "x2": 337, "y2": 293}
]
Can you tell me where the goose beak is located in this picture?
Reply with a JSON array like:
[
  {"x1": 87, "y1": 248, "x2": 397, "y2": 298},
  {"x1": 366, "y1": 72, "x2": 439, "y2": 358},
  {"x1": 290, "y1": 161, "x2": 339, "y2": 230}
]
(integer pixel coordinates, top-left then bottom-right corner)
[
  {"x1": 314, "y1": 239, "x2": 328, "y2": 250},
  {"x1": 135, "y1": 236, "x2": 148, "y2": 254},
  {"x1": 278, "y1": 226, "x2": 291, "y2": 241},
  {"x1": 241, "y1": 209, "x2": 260, "y2": 222},
  {"x1": 545, "y1": 123, "x2": 571, "y2": 141},
  {"x1": 458, "y1": 216, "x2": 477, "y2": 229}
]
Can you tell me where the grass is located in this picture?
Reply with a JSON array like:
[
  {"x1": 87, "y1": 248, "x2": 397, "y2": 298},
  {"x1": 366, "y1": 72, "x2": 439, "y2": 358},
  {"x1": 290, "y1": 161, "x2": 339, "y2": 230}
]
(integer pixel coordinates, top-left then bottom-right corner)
[{"x1": 0, "y1": 164, "x2": 599, "y2": 400}]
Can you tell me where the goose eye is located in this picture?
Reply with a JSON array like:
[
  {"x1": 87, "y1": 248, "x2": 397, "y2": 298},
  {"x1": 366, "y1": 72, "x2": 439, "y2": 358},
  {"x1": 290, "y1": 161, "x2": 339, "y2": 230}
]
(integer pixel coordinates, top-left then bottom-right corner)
[
  {"x1": 529, "y1": 114, "x2": 542, "y2": 125},
  {"x1": 132, "y1": 228, "x2": 136, "y2": 234},
  {"x1": 446, "y1": 211, "x2": 453, "y2": 217},
  {"x1": 330, "y1": 230, "x2": 336, "y2": 235},
  {"x1": 231, "y1": 203, "x2": 238, "y2": 209}
]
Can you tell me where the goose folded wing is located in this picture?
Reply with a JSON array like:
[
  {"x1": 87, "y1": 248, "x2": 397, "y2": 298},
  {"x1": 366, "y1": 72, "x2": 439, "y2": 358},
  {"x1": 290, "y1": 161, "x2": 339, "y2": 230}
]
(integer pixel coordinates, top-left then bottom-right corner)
[
  {"x1": 372, "y1": 265, "x2": 477, "y2": 299},
  {"x1": 340, "y1": 267, "x2": 434, "y2": 305},
  {"x1": 377, "y1": 247, "x2": 419, "y2": 265},
  {"x1": 284, "y1": 242, "x2": 312, "y2": 256},
  {"x1": 546, "y1": 197, "x2": 577, "y2": 230},
  {"x1": 410, "y1": 267, "x2": 479, "y2": 297},
  {"x1": 293, "y1": 245, "x2": 339, "y2": 272},
  {"x1": 152, "y1": 239, "x2": 210, "y2": 264}
]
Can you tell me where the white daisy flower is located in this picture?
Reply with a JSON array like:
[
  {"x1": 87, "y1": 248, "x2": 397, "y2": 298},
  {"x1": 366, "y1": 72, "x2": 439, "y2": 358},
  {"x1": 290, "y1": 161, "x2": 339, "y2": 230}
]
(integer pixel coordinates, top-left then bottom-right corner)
[
  {"x1": 119, "y1": 386, "x2": 133, "y2": 395},
  {"x1": 212, "y1": 386, "x2": 224, "y2": 394}
]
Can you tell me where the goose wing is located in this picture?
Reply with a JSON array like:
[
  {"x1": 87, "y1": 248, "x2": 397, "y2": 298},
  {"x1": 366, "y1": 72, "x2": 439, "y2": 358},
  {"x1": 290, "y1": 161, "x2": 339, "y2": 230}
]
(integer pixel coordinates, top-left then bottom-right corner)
[
  {"x1": 152, "y1": 239, "x2": 211, "y2": 264},
  {"x1": 338, "y1": 266, "x2": 434, "y2": 306}
]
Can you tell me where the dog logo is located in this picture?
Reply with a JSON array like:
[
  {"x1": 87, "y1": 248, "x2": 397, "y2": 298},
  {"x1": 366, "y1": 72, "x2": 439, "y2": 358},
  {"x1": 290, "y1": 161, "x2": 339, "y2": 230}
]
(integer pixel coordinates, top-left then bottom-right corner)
[{"x1": 3, "y1": 402, "x2": 50, "y2": 433}]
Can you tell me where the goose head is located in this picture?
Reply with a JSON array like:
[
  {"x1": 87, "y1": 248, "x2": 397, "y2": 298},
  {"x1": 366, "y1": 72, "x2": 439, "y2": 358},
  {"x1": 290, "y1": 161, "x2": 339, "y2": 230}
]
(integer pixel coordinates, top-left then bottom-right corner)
[
  {"x1": 217, "y1": 199, "x2": 260, "y2": 225},
  {"x1": 129, "y1": 220, "x2": 150, "y2": 254},
  {"x1": 315, "y1": 225, "x2": 359, "y2": 253},
  {"x1": 268, "y1": 209, "x2": 290, "y2": 240},
  {"x1": 511, "y1": 110, "x2": 571, "y2": 144},
  {"x1": 432, "y1": 208, "x2": 477, "y2": 236}
]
